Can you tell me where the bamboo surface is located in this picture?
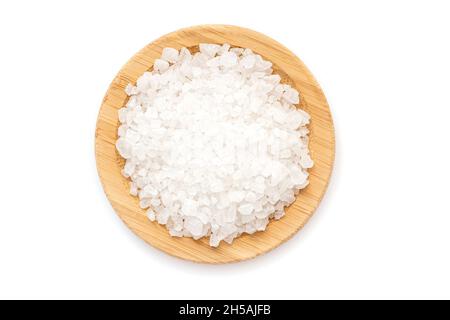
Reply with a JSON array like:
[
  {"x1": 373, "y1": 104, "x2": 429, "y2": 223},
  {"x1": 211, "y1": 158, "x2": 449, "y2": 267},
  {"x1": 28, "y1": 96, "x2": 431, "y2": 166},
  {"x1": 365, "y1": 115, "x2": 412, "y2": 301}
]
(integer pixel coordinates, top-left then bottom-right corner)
[{"x1": 95, "y1": 25, "x2": 335, "y2": 263}]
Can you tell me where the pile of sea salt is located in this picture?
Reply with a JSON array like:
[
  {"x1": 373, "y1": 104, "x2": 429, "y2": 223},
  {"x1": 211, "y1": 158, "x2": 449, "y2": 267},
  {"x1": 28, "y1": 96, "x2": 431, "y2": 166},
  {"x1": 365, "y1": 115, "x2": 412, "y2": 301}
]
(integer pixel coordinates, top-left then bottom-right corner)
[{"x1": 116, "y1": 43, "x2": 313, "y2": 247}]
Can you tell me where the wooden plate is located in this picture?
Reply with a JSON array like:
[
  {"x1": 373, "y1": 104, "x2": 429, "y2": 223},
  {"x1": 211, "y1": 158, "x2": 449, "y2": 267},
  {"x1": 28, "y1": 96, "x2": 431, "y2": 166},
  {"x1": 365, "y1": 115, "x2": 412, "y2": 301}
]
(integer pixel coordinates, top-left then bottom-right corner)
[{"x1": 95, "y1": 25, "x2": 335, "y2": 263}]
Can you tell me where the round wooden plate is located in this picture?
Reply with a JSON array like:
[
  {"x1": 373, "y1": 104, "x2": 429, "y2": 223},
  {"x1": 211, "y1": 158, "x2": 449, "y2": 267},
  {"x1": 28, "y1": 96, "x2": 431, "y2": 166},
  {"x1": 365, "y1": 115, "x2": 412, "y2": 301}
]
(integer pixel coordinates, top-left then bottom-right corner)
[{"x1": 95, "y1": 25, "x2": 335, "y2": 263}]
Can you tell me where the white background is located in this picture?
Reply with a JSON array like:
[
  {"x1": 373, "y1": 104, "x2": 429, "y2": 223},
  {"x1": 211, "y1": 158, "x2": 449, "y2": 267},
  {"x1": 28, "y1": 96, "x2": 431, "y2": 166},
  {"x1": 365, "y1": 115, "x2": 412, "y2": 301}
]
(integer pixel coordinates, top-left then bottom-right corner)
[{"x1": 0, "y1": 0, "x2": 449, "y2": 300}]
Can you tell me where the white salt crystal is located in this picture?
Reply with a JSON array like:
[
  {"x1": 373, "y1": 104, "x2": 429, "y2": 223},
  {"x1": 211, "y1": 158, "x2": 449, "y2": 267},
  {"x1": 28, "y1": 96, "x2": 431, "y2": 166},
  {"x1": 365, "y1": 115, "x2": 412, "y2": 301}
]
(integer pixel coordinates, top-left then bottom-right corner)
[
  {"x1": 274, "y1": 209, "x2": 285, "y2": 220},
  {"x1": 199, "y1": 43, "x2": 221, "y2": 57},
  {"x1": 283, "y1": 87, "x2": 300, "y2": 104},
  {"x1": 300, "y1": 154, "x2": 314, "y2": 168},
  {"x1": 153, "y1": 59, "x2": 169, "y2": 73},
  {"x1": 116, "y1": 138, "x2": 132, "y2": 159},
  {"x1": 220, "y1": 52, "x2": 238, "y2": 68},
  {"x1": 139, "y1": 198, "x2": 151, "y2": 209},
  {"x1": 281, "y1": 189, "x2": 295, "y2": 203},
  {"x1": 123, "y1": 161, "x2": 135, "y2": 177},
  {"x1": 179, "y1": 47, "x2": 192, "y2": 62},
  {"x1": 291, "y1": 169, "x2": 308, "y2": 186},
  {"x1": 184, "y1": 217, "x2": 204, "y2": 237},
  {"x1": 240, "y1": 54, "x2": 256, "y2": 69},
  {"x1": 228, "y1": 190, "x2": 246, "y2": 203},
  {"x1": 218, "y1": 43, "x2": 231, "y2": 55},
  {"x1": 255, "y1": 218, "x2": 269, "y2": 231},
  {"x1": 150, "y1": 198, "x2": 161, "y2": 207},
  {"x1": 238, "y1": 203, "x2": 254, "y2": 216},
  {"x1": 224, "y1": 206, "x2": 237, "y2": 223},
  {"x1": 118, "y1": 108, "x2": 128, "y2": 122},
  {"x1": 129, "y1": 183, "x2": 138, "y2": 196},
  {"x1": 255, "y1": 55, "x2": 272, "y2": 71},
  {"x1": 245, "y1": 223, "x2": 257, "y2": 234},
  {"x1": 245, "y1": 191, "x2": 257, "y2": 203},
  {"x1": 116, "y1": 44, "x2": 313, "y2": 247},
  {"x1": 156, "y1": 208, "x2": 170, "y2": 224},
  {"x1": 280, "y1": 149, "x2": 292, "y2": 158},
  {"x1": 181, "y1": 199, "x2": 198, "y2": 216},
  {"x1": 230, "y1": 47, "x2": 244, "y2": 56},
  {"x1": 243, "y1": 48, "x2": 253, "y2": 56},
  {"x1": 161, "y1": 47, "x2": 179, "y2": 63},
  {"x1": 147, "y1": 209, "x2": 156, "y2": 221}
]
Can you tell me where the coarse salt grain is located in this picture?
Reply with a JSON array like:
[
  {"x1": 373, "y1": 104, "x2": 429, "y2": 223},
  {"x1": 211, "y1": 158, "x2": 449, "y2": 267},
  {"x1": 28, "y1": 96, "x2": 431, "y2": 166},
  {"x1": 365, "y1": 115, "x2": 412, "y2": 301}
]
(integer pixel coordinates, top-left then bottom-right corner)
[{"x1": 116, "y1": 43, "x2": 313, "y2": 247}]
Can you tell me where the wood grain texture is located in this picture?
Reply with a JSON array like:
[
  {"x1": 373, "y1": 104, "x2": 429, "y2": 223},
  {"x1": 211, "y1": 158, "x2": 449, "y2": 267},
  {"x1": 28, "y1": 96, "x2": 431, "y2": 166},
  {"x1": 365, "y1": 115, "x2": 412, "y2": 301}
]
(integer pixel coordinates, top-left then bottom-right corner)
[{"x1": 95, "y1": 25, "x2": 335, "y2": 263}]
